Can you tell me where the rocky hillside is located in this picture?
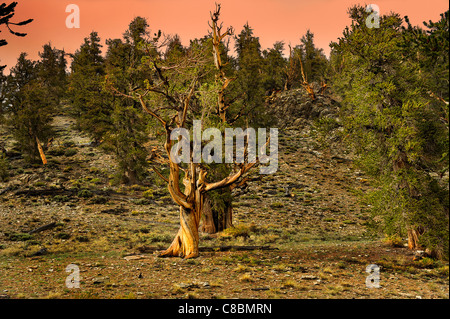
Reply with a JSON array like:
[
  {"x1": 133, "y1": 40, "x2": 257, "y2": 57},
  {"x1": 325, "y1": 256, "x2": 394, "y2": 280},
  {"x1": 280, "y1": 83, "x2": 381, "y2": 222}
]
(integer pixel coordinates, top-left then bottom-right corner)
[
  {"x1": 267, "y1": 88, "x2": 341, "y2": 129},
  {"x1": 0, "y1": 96, "x2": 448, "y2": 299}
]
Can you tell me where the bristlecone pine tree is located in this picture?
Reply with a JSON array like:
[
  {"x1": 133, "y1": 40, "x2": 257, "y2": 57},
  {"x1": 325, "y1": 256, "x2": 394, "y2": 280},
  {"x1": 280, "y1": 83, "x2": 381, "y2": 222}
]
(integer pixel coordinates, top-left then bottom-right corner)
[{"x1": 108, "y1": 5, "x2": 269, "y2": 258}]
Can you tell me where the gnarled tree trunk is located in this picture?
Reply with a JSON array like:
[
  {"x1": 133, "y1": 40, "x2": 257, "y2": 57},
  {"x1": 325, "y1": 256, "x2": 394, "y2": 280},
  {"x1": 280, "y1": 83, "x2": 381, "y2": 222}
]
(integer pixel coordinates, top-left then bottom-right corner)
[
  {"x1": 160, "y1": 206, "x2": 202, "y2": 259},
  {"x1": 160, "y1": 168, "x2": 204, "y2": 258}
]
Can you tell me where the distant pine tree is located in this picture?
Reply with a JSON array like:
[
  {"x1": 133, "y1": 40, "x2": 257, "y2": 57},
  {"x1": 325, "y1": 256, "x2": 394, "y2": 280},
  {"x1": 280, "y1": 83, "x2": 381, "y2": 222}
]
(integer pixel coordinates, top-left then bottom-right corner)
[
  {"x1": 68, "y1": 31, "x2": 112, "y2": 143},
  {"x1": 5, "y1": 53, "x2": 55, "y2": 162}
]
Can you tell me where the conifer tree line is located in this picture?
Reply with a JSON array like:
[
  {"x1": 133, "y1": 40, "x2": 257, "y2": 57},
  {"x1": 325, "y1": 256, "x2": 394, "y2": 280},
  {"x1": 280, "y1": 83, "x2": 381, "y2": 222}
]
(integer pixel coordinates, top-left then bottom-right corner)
[{"x1": 0, "y1": 4, "x2": 448, "y2": 259}]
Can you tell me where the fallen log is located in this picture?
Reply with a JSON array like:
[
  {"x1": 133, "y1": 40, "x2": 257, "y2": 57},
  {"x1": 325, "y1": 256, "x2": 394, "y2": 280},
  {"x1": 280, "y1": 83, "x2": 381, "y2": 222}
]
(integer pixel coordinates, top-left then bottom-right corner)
[
  {"x1": 29, "y1": 222, "x2": 56, "y2": 234},
  {"x1": 0, "y1": 187, "x2": 12, "y2": 195},
  {"x1": 100, "y1": 207, "x2": 129, "y2": 215},
  {"x1": 15, "y1": 188, "x2": 75, "y2": 197}
]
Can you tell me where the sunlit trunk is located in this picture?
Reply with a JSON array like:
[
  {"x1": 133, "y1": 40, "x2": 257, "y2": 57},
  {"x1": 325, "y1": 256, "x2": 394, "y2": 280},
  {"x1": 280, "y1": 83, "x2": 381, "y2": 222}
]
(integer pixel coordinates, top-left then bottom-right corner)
[{"x1": 160, "y1": 205, "x2": 201, "y2": 259}]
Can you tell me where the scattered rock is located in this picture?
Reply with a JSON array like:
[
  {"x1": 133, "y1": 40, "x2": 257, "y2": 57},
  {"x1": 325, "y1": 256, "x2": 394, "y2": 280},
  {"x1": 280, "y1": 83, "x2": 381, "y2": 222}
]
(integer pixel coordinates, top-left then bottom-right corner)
[
  {"x1": 301, "y1": 275, "x2": 318, "y2": 280},
  {"x1": 92, "y1": 276, "x2": 109, "y2": 285},
  {"x1": 28, "y1": 247, "x2": 48, "y2": 257},
  {"x1": 123, "y1": 254, "x2": 149, "y2": 261},
  {"x1": 101, "y1": 207, "x2": 129, "y2": 215},
  {"x1": 268, "y1": 88, "x2": 341, "y2": 128}
]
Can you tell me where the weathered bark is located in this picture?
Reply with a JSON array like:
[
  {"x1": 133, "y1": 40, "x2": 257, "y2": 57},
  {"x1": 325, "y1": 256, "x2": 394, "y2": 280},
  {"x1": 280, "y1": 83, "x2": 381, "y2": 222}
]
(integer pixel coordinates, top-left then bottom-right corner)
[
  {"x1": 160, "y1": 206, "x2": 201, "y2": 259},
  {"x1": 159, "y1": 162, "x2": 203, "y2": 259},
  {"x1": 201, "y1": 194, "x2": 217, "y2": 234},
  {"x1": 407, "y1": 226, "x2": 425, "y2": 250},
  {"x1": 407, "y1": 228, "x2": 421, "y2": 250},
  {"x1": 201, "y1": 190, "x2": 233, "y2": 234},
  {"x1": 35, "y1": 136, "x2": 47, "y2": 165},
  {"x1": 210, "y1": 3, "x2": 235, "y2": 123},
  {"x1": 299, "y1": 54, "x2": 316, "y2": 100}
]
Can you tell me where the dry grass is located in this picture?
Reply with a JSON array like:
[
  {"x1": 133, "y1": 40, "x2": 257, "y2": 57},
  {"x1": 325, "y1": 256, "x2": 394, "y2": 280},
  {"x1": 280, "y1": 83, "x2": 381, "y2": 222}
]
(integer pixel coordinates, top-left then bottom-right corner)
[{"x1": 239, "y1": 273, "x2": 255, "y2": 282}]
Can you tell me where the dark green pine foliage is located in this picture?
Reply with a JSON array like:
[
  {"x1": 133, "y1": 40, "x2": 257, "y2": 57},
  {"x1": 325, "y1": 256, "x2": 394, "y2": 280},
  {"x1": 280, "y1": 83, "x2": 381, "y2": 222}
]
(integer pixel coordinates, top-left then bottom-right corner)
[
  {"x1": 298, "y1": 30, "x2": 328, "y2": 83},
  {"x1": 231, "y1": 23, "x2": 270, "y2": 126},
  {"x1": 36, "y1": 43, "x2": 67, "y2": 105},
  {"x1": 330, "y1": 6, "x2": 449, "y2": 259},
  {"x1": 103, "y1": 17, "x2": 153, "y2": 184},
  {"x1": 262, "y1": 41, "x2": 287, "y2": 93},
  {"x1": 68, "y1": 31, "x2": 112, "y2": 144},
  {"x1": 283, "y1": 30, "x2": 329, "y2": 91},
  {"x1": 5, "y1": 53, "x2": 56, "y2": 162}
]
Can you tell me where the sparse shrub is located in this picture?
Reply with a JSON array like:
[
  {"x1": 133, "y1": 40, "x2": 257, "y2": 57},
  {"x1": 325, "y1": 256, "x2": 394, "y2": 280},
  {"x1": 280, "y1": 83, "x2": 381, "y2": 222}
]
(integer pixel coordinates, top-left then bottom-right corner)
[
  {"x1": 90, "y1": 177, "x2": 102, "y2": 184},
  {"x1": 257, "y1": 233, "x2": 279, "y2": 244},
  {"x1": 77, "y1": 189, "x2": 93, "y2": 198},
  {"x1": 138, "y1": 227, "x2": 150, "y2": 234},
  {"x1": 220, "y1": 224, "x2": 254, "y2": 239},
  {"x1": 33, "y1": 181, "x2": 46, "y2": 187},
  {"x1": 281, "y1": 279, "x2": 297, "y2": 288},
  {"x1": 55, "y1": 232, "x2": 71, "y2": 240},
  {"x1": 233, "y1": 264, "x2": 250, "y2": 273},
  {"x1": 417, "y1": 257, "x2": 437, "y2": 269},
  {"x1": 52, "y1": 195, "x2": 70, "y2": 203},
  {"x1": 64, "y1": 148, "x2": 77, "y2": 157},
  {"x1": 239, "y1": 273, "x2": 254, "y2": 282},
  {"x1": 146, "y1": 233, "x2": 172, "y2": 244},
  {"x1": 383, "y1": 235, "x2": 404, "y2": 248},
  {"x1": 89, "y1": 196, "x2": 108, "y2": 204},
  {"x1": 0, "y1": 244, "x2": 25, "y2": 256},
  {"x1": 142, "y1": 189, "x2": 154, "y2": 199},
  {"x1": 159, "y1": 195, "x2": 172, "y2": 204},
  {"x1": 48, "y1": 148, "x2": 65, "y2": 156},
  {"x1": 336, "y1": 261, "x2": 348, "y2": 269},
  {"x1": 270, "y1": 202, "x2": 284, "y2": 208},
  {"x1": 75, "y1": 235, "x2": 89, "y2": 242},
  {"x1": 7, "y1": 233, "x2": 33, "y2": 241},
  {"x1": 132, "y1": 198, "x2": 151, "y2": 205},
  {"x1": 63, "y1": 141, "x2": 75, "y2": 148}
]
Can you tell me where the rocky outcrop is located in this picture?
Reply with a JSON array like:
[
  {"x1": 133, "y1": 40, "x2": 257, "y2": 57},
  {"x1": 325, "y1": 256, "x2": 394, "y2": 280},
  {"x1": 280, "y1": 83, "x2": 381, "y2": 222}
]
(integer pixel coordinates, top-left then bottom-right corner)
[{"x1": 267, "y1": 88, "x2": 340, "y2": 128}]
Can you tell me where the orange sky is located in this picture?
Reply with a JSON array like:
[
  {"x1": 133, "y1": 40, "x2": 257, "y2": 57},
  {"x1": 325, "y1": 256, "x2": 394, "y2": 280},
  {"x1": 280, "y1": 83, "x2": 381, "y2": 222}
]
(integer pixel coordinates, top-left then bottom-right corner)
[{"x1": 0, "y1": 0, "x2": 448, "y2": 72}]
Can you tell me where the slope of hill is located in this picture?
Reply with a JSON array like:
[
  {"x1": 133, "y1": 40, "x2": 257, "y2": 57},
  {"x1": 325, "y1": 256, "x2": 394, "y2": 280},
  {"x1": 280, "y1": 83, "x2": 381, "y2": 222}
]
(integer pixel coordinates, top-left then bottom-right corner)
[{"x1": 0, "y1": 98, "x2": 448, "y2": 299}]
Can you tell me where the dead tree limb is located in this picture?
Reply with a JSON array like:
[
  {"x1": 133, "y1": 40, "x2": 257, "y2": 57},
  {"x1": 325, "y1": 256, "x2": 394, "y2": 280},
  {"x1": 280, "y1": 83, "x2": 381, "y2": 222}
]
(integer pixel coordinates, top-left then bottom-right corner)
[
  {"x1": 298, "y1": 53, "x2": 316, "y2": 100},
  {"x1": 28, "y1": 222, "x2": 56, "y2": 234}
]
